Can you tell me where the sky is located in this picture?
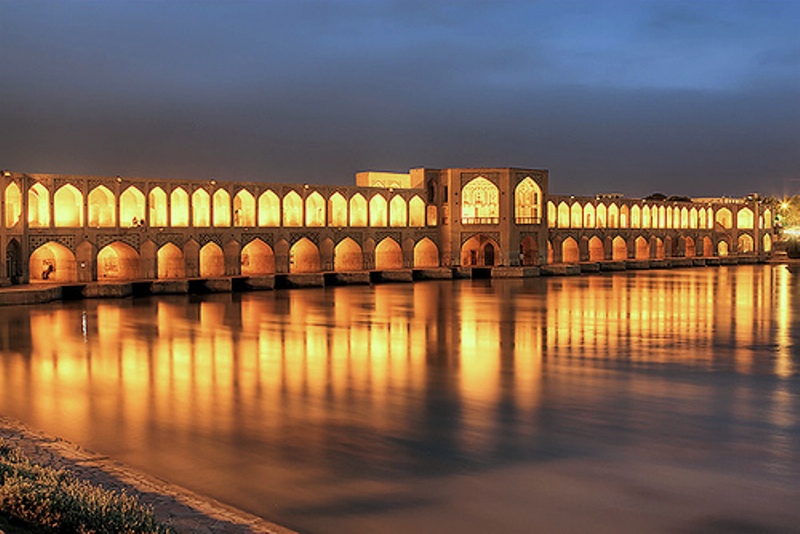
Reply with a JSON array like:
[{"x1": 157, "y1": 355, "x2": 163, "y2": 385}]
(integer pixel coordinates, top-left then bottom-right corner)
[{"x1": 0, "y1": 0, "x2": 798, "y2": 197}]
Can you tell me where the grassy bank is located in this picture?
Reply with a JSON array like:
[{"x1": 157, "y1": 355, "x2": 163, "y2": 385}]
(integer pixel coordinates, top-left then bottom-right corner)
[{"x1": 0, "y1": 439, "x2": 174, "y2": 533}]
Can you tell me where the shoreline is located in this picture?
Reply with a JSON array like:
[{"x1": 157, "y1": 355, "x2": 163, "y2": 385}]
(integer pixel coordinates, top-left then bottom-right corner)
[{"x1": 0, "y1": 416, "x2": 295, "y2": 534}]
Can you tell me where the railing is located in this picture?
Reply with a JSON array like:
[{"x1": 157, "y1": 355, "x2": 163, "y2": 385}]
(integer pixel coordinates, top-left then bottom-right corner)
[
  {"x1": 461, "y1": 217, "x2": 499, "y2": 225},
  {"x1": 515, "y1": 217, "x2": 541, "y2": 225}
]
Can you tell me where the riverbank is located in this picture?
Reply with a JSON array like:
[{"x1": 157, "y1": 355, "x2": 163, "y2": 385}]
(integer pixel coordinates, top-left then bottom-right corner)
[
  {"x1": 0, "y1": 416, "x2": 294, "y2": 534},
  {"x1": 0, "y1": 254, "x2": 770, "y2": 306}
]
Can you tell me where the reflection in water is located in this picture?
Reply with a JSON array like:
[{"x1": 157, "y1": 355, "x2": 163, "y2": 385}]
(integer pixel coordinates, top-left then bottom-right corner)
[{"x1": 0, "y1": 266, "x2": 798, "y2": 533}]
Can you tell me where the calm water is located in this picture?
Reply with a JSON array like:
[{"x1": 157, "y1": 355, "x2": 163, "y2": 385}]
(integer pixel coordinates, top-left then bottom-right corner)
[{"x1": 1, "y1": 265, "x2": 799, "y2": 533}]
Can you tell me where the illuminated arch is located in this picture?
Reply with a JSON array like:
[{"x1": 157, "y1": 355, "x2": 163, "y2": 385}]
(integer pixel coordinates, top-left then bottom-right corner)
[
  {"x1": 519, "y1": 235, "x2": 537, "y2": 266},
  {"x1": 199, "y1": 242, "x2": 225, "y2": 277},
  {"x1": 290, "y1": 237, "x2": 320, "y2": 273},
  {"x1": 461, "y1": 234, "x2": 500, "y2": 266},
  {"x1": 97, "y1": 241, "x2": 140, "y2": 280},
  {"x1": 706, "y1": 207, "x2": 714, "y2": 229},
  {"x1": 596, "y1": 204, "x2": 607, "y2": 228},
  {"x1": 680, "y1": 207, "x2": 689, "y2": 229},
  {"x1": 718, "y1": 240, "x2": 729, "y2": 256},
  {"x1": 149, "y1": 187, "x2": 168, "y2": 227},
  {"x1": 684, "y1": 236, "x2": 696, "y2": 257},
  {"x1": 461, "y1": 177, "x2": 499, "y2": 224},
  {"x1": 305, "y1": 191, "x2": 325, "y2": 227},
  {"x1": 29, "y1": 242, "x2": 77, "y2": 283},
  {"x1": 698, "y1": 207, "x2": 706, "y2": 229},
  {"x1": 120, "y1": 186, "x2": 145, "y2": 228},
  {"x1": 258, "y1": 189, "x2": 280, "y2": 227},
  {"x1": 557, "y1": 202, "x2": 569, "y2": 228},
  {"x1": 414, "y1": 237, "x2": 439, "y2": 268},
  {"x1": 737, "y1": 234, "x2": 754, "y2": 254},
  {"x1": 642, "y1": 205, "x2": 651, "y2": 228},
  {"x1": 689, "y1": 208, "x2": 698, "y2": 229},
  {"x1": 608, "y1": 204, "x2": 619, "y2": 228},
  {"x1": 283, "y1": 190, "x2": 303, "y2": 227},
  {"x1": 241, "y1": 238, "x2": 274, "y2": 275},
  {"x1": 630, "y1": 205, "x2": 641, "y2": 228},
  {"x1": 5, "y1": 182, "x2": 21, "y2": 228},
  {"x1": 328, "y1": 192, "x2": 347, "y2": 227},
  {"x1": 54, "y1": 184, "x2": 83, "y2": 227},
  {"x1": 635, "y1": 236, "x2": 649, "y2": 259},
  {"x1": 170, "y1": 187, "x2": 189, "y2": 227},
  {"x1": 409, "y1": 195, "x2": 425, "y2": 227},
  {"x1": 88, "y1": 185, "x2": 115, "y2": 227},
  {"x1": 350, "y1": 193, "x2": 367, "y2": 227},
  {"x1": 233, "y1": 189, "x2": 255, "y2": 227},
  {"x1": 28, "y1": 182, "x2": 50, "y2": 227},
  {"x1": 375, "y1": 237, "x2": 403, "y2": 270},
  {"x1": 584, "y1": 203, "x2": 596, "y2": 227},
  {"x1": 612, "y1": 236, "x2": 628, "y2": 260},
  {"x1": 762, "y1": 208, "x2": 772, "y2": 229},
  {"x1": 715, "y1": 207, "x2": 733, "y2": 230},
  {"x1": 514, "y1": 177, "x2": 541, "y2": 224},
  {"x1": 334, "y1": 237, "x2": 363, "y2": 271},
  {"x1": 157, "y1": 243, "x2": 185, "y2": 278},
  {"x1": 547, "y1": 201, "x2": 556, "y2": 227},
  {"x1": 588, "y1": 236, "x2": 604, "y2": 261},
  {"x1": 737, "y1": 207, "x2": 754, "y2": 229},
  {"x1": 369, "y1": 194, "x2": 388, "y2": 227},
  {"x1": 213, "y1": 188, "x2": 231, "y2": 227},
  {"x1": 561, "y1": 237, "x2": 579, "y2": 263},
  {"x1": 655, "y1": 237, "x2": 665, "y2": 259},
  {"x1": 192, "y1": 188, "x2": 211, "y2": 227},
  {"x1": 570, "y1": 202, "x2": 582, "y2": 228},
  {"x1": 389, "y1": 195, "x2": 408, "y2": 227},
  {"x1": 702, "y1": 236, "x2": 713, "y2": 257},
  {"x1": 763, "y1": 233, "x2": 772, "y2": 252}
]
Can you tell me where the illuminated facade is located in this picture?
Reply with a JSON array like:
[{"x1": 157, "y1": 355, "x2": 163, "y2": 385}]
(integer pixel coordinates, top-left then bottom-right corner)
[{"x1": 0, "y1": 167, "x2": 772, "y2": 284}]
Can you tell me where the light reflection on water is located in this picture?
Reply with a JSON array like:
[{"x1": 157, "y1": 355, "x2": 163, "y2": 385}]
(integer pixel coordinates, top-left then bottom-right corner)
[{"x1": 0, "y1": 265, "x2": 799, "y2": 533}]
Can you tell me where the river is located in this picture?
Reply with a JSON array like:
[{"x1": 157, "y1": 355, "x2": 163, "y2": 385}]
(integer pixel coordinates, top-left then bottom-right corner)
[{"x1": 1, "y1": 265, "x2": 798, "y2": 533}]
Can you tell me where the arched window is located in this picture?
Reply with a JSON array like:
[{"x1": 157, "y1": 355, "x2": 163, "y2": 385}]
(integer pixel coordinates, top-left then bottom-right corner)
[
  {"x1": 170, "y1": 187, "x2": 189, "y2": 227},
  {"x1": 350, "y1": 193, "x2": 367, "y2": 227},
  {"x1": 461, "y1": 177, "x2": 499, "y2": 224},
  {"x1": 514, "y1": 177, "x2": 541, "y2": 224},
  {"x1": 328, "y1": 192, "x2": 347, "y2": 227},
  {"x1": 630, "y1": 205, "x2": 641, "y2": 228},
  {"x1": 4, "y1": 182, "x2": 21, "y2": 228},
  {"x1": 213, "y1": 188, "x2": 231, "y2": 227},
  {"x1": 389, "y1": 195, "x2": 407, "y2": 227},
  {"x1": 584, "y1": 203, "x2": 596, "y2": 227},
  {"x1": 715, "y1": 207, "x2": 733, "y2": 229},
  {"x1": 369, "y1": 194, "x2": 387, "y2": 227},
  {"x1": 409, "y1": 195, "x2": 425, "y2": 227},
  {"x1": 570, "y1": 203, "x2": 582, "y2": 228},
  {"x1": 120, "y1": 186, "x2": 145, "y2": 228},
  {"x1": 305, "y1": 191, "x2": 325, "y2": 227},
  {"x1": 233, "y1": 189, "x2": 255, "y2": 227},
  {"x1": 28, "y1": 183, "x2": 50, "y2": 227},
  {"x1": 283, "y1": 190, "x2": 303, "y2": 227},
  {"x1": 192, "y1": 188, "x2": 211, "y2": 227},
  {"x1": 88, "y1": 185, "x2": 116, "y2": 227},
  {"x1": 737, "y1": 207, "x2": 754, "y2": 229},
  {"x1": 547, "y1": 201, "x2": 556, "y2": 228},
  {"x1": 54, "y1": 184, "x2": 83, "y2": 227},
  {"x1": 149, "y1": 187, "x2": 168, "y2": 227},
  {"x1": 258, "y1": 190, "x2": 280, "y2": 226},
  {"x1": 557, "y1": 202, "x2": 570, "y2": 228}
]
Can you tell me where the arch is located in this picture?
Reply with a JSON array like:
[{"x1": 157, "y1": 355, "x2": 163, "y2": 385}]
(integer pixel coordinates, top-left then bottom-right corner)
[
  {"x1": 570, "y1": 202, "x2": 582, "y2": 228},
  {"x1": 149, "y1": 187, "x2": 168, "y2": 227},
  {"x1": 737, "y1": 207, "x2": 754, "y2": 229},
  {"x1": 703, "y1": 236, "x2": 713, "y2": 257},
  {"x1": 97, "y1": 241, "x2": 140, "y2": 280},
  {"x1": 612, "y1": 236, "x2": 628, "y2": 260},
  {"x1": 54, "y1": 184, "x2": 83, "y2": 227},
  {"x1": 763, "y1": 233, "x2": 772, "y2": 253},
  {"x1": 334, "y1": 237, "x2": 363, "y2": 271},
  {"x1": 642, "y1": 205, "x2": 651, "y2": 228},
  {"x1": 350, "y1": 193, "x2": 368, "y2": 227},
  {"x1": 4, "y1": 182, "x2": 21, "y2": 228},
  {"x1": 557, "y1": 202, "x2": 570, "y2": 228},
  {"x1": 689, "y1": 208, "x2": 698, "y2": 229},
  {"x1": 519, "y1": 236, "x2": 537, "y2": 266},
  {"x1": 241, "y1": 238, "x2": 274, "y2": 275},
  {"x1": 258, "y1": 189, "x2": 280, "y2": 227},
  {"x1": 375, "y1": 237, "x2": 403, "y2": 270},
  {"x1": 514, "y1": 177, "x2": 541, "y2": 224},
  {"x1": 685, "y1": 236, "x2": 696, "y2": 257},
  {"x1": 290, "y1": 237, "x2": 320, "y2": 273},
  {"x1": 192, "y1": 188, "x2": 211, "y2": 227},
  {"x1": 157, "y1": 243, "x2": 185, "y2": 278},
  {"x1": 29, "y1": 242, "x2": 77, "y2": 283},
  {"x1": 369, "y1": 194, "x2": 388, "y2": 227},
  {"x1": 328, "y1": 192, "x2": 348, "y2": 227},
  {"x1": 6, "y1": 238, "x2": 22, "y2": 283},
  {"x1": 305, "y1": 191, "x2": 325, "y2": 227},
  {"x1": 28, "y1": 183, "x2": 51, "y2": 228},
  {"x1": 680, "y1": 207, "x2": 689, "y2": 229},
  {"x1": 657, "y1": 206, "x2": 666, "y2": 228},
  {"x1": 608, "y1": 204, "x2": 619, "y2": 228},
  {"x1": 596, "y1": 204, "x2": 607, "y2": 228},
  {"x1": 461, "y1": 234, "x2": 501, "y2": 266},
  {"x1": 88, "y1": 185, "x2": 116, "y2": 227},
  {"x1": 389, "y1": 195, "x2": 408, "y2": 227},
  {"x1": 718, "y1": 240, "x2": 730, "y2": 256},
  {"x1": 588, "y1": 236, "x2": 604, "y2": 261},
  {"x1": 233, "y1": 189, "x2": 256, "y2": 227},
  {"x1": 706, "y1": 207, "x2": 714, "y2": 229},
  {"x1": 561, "y1": 237, "x2": 579, "y2": 263},
  {"x1": 414, "y1": 237, "x2": 439, "y2": 268},
  {"x1": 199, "y1": 242, "x2": 225, "y2": 277},
  {"x1": 320, "y1": 237, "x2": 334, "y2": 271},
  {"x1": 763, "y1": 208, "x2": 773, "y2": 229},
  {"x1": 547, "y1": 201, "x2": 557, "y2": 227},
  {"x1": 170, "y1": 187, "x2": 189, "y2": 227},
  {"x1": 737, "y1": 234, "x2": 754, "y2": 254},
  {"x1": 547, "y1": 241, "x2": 554, "y2": 263},
  {"x1": 120, "y1": 186, "x2": 145, "y2": 228},
  {"x1": 409, "y1": 195, "x2": 426, "y2": 227},
  {"x1": 213, "y1": 188, "x2": 231, "y2": 227},
  {"x1": 461, "y1": 177, "x2": 499, "y2": 224},
  {"x1": 715, "y1": 207, "x2": 732, "y2": 230},
  {"x1": 283, "y1": 190, "x2": 303, "y2": 227},
  {"x1": 698, "y1": 208, "x2": 707, "y2": 229},
  {"x1": 584, "y1": 203, "x2": 596, "y2": 227},
  {"x1": 630, "y1": 205, "x2": 641, "y2": 228},
  {"x1": 654, "y1": 237, "x2": 665, "y2": 259},
  {"x1": 635, "y1": 236, "x2": 649, "y2": 259},
  {"x1": 619, "y1": 205, "x2": 629, "y2": 228}
]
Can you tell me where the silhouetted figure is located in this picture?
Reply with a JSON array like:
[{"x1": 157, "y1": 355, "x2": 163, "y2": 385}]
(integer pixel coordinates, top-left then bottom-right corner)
[{"x1": 42, "y1": 264, "x2": 54, "y2": 280}]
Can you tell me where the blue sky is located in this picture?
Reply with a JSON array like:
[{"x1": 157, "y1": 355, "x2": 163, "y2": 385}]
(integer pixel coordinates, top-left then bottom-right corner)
[{"x1": 0, "y1": 0, "x2": 798, "y2": 196}]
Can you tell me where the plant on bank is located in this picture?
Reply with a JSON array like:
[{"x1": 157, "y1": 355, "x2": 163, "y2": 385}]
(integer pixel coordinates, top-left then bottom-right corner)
[{"x1": 0, "y1": 439, "x2": 174, "y2": 533}]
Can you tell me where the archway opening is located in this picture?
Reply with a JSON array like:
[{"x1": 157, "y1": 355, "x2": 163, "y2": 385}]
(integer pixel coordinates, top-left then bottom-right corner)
[
  {"x1": 655, "y1": 238, "x2": 665, "y2": 259},
  {"x1": 685, "y1": 237, "x2": 696, "y2": 257},
  {"x1": 88, "y1": 185, "x2": 116, "y2": 227},
  {"x1": 258, "y1": 190, "x2": 280, "y2": 227},
  {"x1": 120, "y1": 186, "x2": 145, "y2": 228},
  {"x1": 375, "y1": 238, "x2": 403, "y2": 270},
  {"x1": 290, "y1": 238, "x2": 320, "y2": 273},
  {"x1": 28, "y1": 183, "x2": 50, "y2": 227},
  {"x1": 461, "y1": 235, "x2": 501, "y2": 266},
  {"x1": 241, "y1": 239, "x2": 275, "y2": 275},
  {"x1": 213, "y1": 189, "x2": 231, "y2": 227},
  {"x1": 6, "y1": 239, "x2": 22, "y2": 283},
  {"x1": 5, "y1": 182, "x2": 21, "y2": 228},
  {"x1": 737, "y1": 234, "x2": 754, "y2": 254},
  {"x1": 635, "y1": 236, "x2": 649, "y2": 259},
  {"x1": 703, "y1": 237, "x2": 713, "y2": 257},
  {"x1": 414, "y1": 238, "x2": 439, "y2": 268},
  {"x1": 334, "y1": 238, "x2": 363, "y2": 271},
  {"x1": 717, "y1": 240, "x2": 729, "y2": 256},
  {"x1": 514, "y1": 177, "x2": 541, "y2": 224},
  {"x1": 98, "y1": 241, "x2": 140, "y2": 280},
  {"x1": 588, "y1": 236, "x2": 604, "y2": 261},
  {"x1": 283, "y1": 191, "x2": 303, "y2": 227},
  {"x1": 612, "y1": 236, "x2": 628, "y2": 260},
  {"x1": 234, "y1": 189, "x2": 256, "y2": 227},
  {"x1": 157, "y1": 243, "x2": 185, "y2": 279},
  {"x1": 54, "y1": 184, "x2": 83, "y2": 227},
  {"x1": 200, "y1": 242, "x2": 225, "y2": 277},
  {"x1": 29, "y1": 242, "x2": 77, "y2": 283},
  {"x1": 561, "y1": 237, "x2": 579, "y2": 263},
  {"x1": 763, "y1": 233, "x2": 772, "y2": 253},
  {"x1": 192, "y1": 188, "x2": 211, "y2": 227},
  {"x1": 519, "y1": 236, "x2": 537, "y2": 266},
  {"x1": 461, "y1": 177, "x2": 499, "y2": 224},
  {"x1": 149, "y1": 187, "x2": 168, "y2": 227}
]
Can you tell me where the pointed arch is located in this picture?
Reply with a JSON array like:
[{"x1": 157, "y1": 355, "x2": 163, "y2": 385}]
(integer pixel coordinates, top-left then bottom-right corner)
[
  {"x1": 737, "y1": 234, "x2": 754, "y2": 254},
  {"x1": 409, "y1": 195, "x2": 426, "y2": 227},
  {"x1": 290, "y1": 237, "x2": 320, "y2": 273},
  {"x1": 389, "y1": 195, "x2": 408, "y2": 227},
  {"x1": 305, "y1": 191, "x2": 325, "y2": 227},
  {"x1": 88, "y1": 185, "x2": 115, "y2": 227},
  {"x1": 630, "y1": 205, "x2": 641, "y2": 229},
  {"x1": 612, "y1": 236, "x2": 628, "y2": 260},
  {"x1": 557, "y1": 202, "x2": 570, "y2": 228},
  {"x1": 584, "y1": 203, "x2": 596, "y2": 227},
  {"x1": 149, "y1": 187, "x2": 168, "y2": 227},
  {"x1": 414, "y1": 237, "x2": 439, "y2": 268},
  {"x1": 334, "y1": 237, "x2": 363, "y2": 271},
  {"x1": 570, "y1": 202, "x2": 582, "y2": 228},
  {"x1": 213, "y1": 188, "x2": 231, "y2": 227},
  {"x1": 519, "y1": 235, "x2": 537, "y2": 266},
  {"x1": 4, "y1": 182, "x2": 21, "y2": 228},
  {"x1": 689, "y1": 207, "x2": 698, "y2": 229},
  {"x1": 157, "y1": 243, "x2": 185, "y2": 278},
  {"x1": 608, "y1": 203, "x2": 619, "y2": 228},
  {"x1": 369, "y1": 194, "x2": 388, "y2": 227},
  {"x1": 715, "y1": 207, "x2": 733, "y2": 230},
  {"x1": 28, "y1": 182, "x2": 50, "y2": 227},
  {"x1": 241, "y1": 238, "x2": 274, "y2": 275},
  {"x1": 461, "y1": 177, "x2": 499, "y2": 224},
  {"x1": 635, "y1": 236, "x2": 650, "y2": 259},
  {"x1": 283, "y1": 190, "x2": 303, "y2": 227},
  {"x1": 461, "y1": 234, "x2": 500, "y2": 267},
  {"x1": 199, "y1": 242, "x2": 225, "y2": 277},
  {"x1": 642, "y1": 205, "x2": 651, "y2": 228},
  {"x1": 562, "y1": 237, "x2": 579, "y2": 263},
  {"x1": 233, "y1": 189, "x2": 255, "y2": 227},
  {"x1": 514, "y1": 177, "x2": 542, "y2": 224},
  {"x1": 596, "y1": 204, "x2": 607, "y2": 228},
  {"x1": 619, "y1": 205, "x2": 629, "y2": 228},
  {"x1": 54, "y1": 184, "x2": 83, "y2": 227},
  {"x1": 30, "y1": 242, "x2": 77, "y2": 283},
  {"x1": 737, "y1": 207, "x2": 754, "y2": 229},
  {"x1": 328, "y1": 192, "x2": 348, "y2": 227},
  {"x1": 588, "y1": 236, "x2": 604, "y2": 261},
  {"x1": 258, "y1": 189, "x2": 280, "y2": 227},
  {"x1": 120, "y1": 186, "x2": 145, "y2": 228},
  {"x1": 547, "y1": 201, "x2": 556, "y2": 227},
  {"x1": 375, "y1": 237, "x2": 403, "y2": 270},
  {"x1": 763, "y1": 233, "x2": 772, "y2": 253},
  {"x1": 170, "y1": 187, "x2": 189, "y2": 227},
  {"x1": 350, "y1": 193, "x2": 368, "y2": 227},
  {"x1": 192, "y1": 188, "x2": 211, "y2": 227},
  {"x1": 97, "y1": 241, "x2": 140, "y2": 280}
]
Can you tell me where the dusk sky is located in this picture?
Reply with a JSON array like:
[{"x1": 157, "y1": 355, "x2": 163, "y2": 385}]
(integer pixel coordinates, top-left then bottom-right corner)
[{"x1": 0, "y1": 0, "x2": 798, "y2": 197}]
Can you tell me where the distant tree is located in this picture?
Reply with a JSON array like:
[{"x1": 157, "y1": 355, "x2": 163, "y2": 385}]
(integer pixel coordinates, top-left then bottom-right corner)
[{"x1": 645, "y1": 193, "x2": 667, "y2": 201}]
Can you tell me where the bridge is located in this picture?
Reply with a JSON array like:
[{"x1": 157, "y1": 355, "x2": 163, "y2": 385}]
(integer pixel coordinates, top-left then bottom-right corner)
[{"x1": 0, "y1": 167, "x2": 773, "y2": 287}]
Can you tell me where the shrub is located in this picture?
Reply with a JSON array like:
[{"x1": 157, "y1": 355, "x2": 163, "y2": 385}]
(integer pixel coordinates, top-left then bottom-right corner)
[{"x1": 0, "y1": 439, "x2": 174, "y2": 533}]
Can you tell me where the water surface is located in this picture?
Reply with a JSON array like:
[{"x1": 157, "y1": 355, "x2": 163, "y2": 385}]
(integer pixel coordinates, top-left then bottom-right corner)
[{"x1": 1, "y1": 265, "x2": 798, "y2": 533}]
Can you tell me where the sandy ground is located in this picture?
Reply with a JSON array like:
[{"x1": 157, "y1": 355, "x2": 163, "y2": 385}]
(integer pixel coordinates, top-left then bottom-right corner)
[{"x1": 0, "y1": 416, "x2": 294, "y2": 534}]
